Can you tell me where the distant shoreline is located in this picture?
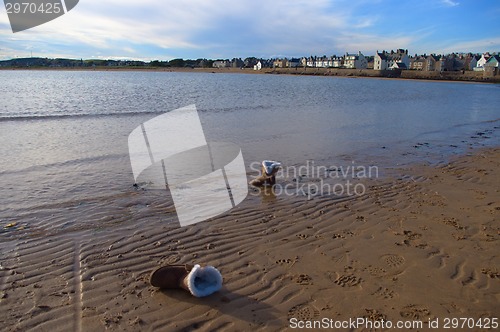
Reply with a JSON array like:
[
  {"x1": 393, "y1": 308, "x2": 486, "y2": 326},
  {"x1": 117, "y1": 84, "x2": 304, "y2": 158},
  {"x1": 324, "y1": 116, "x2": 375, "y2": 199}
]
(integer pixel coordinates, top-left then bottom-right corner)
[{"x1": 1, "y1": 66, "x2": 499, "y2": 83}]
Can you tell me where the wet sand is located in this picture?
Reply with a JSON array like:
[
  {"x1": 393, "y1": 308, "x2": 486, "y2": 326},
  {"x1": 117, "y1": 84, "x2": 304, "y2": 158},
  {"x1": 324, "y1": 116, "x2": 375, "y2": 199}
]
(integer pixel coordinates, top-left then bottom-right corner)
[{"x1": 0, "y1": 148, "x2": 499, "y2": 331}]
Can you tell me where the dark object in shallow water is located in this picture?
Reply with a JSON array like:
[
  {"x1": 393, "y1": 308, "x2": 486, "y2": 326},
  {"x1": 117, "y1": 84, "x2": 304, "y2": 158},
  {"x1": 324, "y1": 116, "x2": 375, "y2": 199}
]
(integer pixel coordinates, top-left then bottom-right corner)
[{"x1": 249, "y1": 160, "x2": 281, "y2": 187}]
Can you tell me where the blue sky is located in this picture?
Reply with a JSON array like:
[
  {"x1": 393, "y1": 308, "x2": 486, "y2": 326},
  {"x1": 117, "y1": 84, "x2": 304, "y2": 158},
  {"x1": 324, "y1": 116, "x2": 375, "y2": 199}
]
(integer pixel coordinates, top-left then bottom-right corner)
[{"x1": 1, "y1": 0, "x2": 499, "y2": 61}]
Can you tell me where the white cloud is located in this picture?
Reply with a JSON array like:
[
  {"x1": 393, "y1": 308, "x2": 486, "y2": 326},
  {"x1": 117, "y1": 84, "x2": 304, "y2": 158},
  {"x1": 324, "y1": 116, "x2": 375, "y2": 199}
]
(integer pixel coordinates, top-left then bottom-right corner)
[
  {"x1": 437, "y1": 37, "x2": 500, "y2": 54},
  {"x1": 335, "y1": 33, "x2": 414, "y2": 54},
  {"x1": 441, "y1": 0, "x2": 459, "y2": 7},
  {"x1": 0, "y1": 0, "x2": 357, "y2": 58},
  {"x1": 2, "y1": 0, "x2": 491, "y2": 60},
  {"x1": 353, "y1": 17, "x2": 378, "y2": 29}
]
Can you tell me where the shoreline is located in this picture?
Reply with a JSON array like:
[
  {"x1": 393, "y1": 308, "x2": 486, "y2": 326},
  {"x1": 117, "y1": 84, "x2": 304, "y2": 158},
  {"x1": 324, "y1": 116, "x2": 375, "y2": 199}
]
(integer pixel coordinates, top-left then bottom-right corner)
[
  {"x1": 1, "y1": 66, "x2": 499, "y2": 84},
  {"x1": 0, "y1": 146, "x2": 498, "y2": 330}
]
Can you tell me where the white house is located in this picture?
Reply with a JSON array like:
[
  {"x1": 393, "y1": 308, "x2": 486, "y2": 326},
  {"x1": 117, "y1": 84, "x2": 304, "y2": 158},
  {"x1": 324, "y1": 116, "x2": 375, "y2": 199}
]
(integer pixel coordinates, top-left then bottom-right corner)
[
  {"x1": 212, "y1": 60, "x2": 230, "y2": 68},
  {"x1": 305, "y1": 56, "x2": 316, "y2": 67},
  {"x1": 374, "y1": 49, "x2": 410, "y2": 70},
  {"x1": 374, "y1": 52, "x2": 387, "y2": 70},
  {"x1": 344, "y1": 51, "x2": 367, "y2": 69},
  {"x1": 331, "y1": 57, "x2": 343, "y2": 68},
  {"x1": 253, "y1": 61, "x2": 262, "y2": 71},
  {"x1": 316, "y1": 56, "x2": 331, "y2": 68},
  {"x1": 475, "y1": 52, "x2": 491, "y2": 70},
  {"x1": 484, "y1": 55, "x2": 500, "y2": 68},
  {"x1": 303, "y1": 55, "x2": 343, "y2": 68}
]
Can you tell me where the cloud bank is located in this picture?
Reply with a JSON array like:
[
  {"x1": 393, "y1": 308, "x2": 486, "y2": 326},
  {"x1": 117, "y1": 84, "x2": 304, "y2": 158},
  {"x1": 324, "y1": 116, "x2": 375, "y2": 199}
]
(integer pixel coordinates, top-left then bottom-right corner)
[{"x1": 0, "y1": 0, "x2": 499, "y2": 60}]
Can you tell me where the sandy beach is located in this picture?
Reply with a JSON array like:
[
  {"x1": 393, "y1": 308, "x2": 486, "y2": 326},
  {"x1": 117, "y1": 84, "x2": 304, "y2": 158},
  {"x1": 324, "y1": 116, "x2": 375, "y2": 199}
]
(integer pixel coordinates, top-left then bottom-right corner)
[{"x1": 0, "y1": 146, "x2": 498, "y2": 331}]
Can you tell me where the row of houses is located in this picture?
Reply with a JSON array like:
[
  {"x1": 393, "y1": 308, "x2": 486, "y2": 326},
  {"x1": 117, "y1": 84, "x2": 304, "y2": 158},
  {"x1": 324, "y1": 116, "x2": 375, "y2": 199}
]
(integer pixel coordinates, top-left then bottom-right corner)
[
  {"x1": 212, "y1": 58, "x2": 274, "y2": 69},
  {"x1": 212, "y1": 53, "x2": 371, "y2": 70},
  {"x1": 472, "y1": 52, "x2": 499, "y2": 71},
  {"x1": 299, "y1": 52, "x2": 369, "y2": 69},
  {"x1": 250, "y1": 53, "x2": 367, "y2": 70},
  {"x1": 222, "y1": 49, "x2": 499, "y2": 72},
  {"x1": 373, "y1": 50, "x2": 500, "y2": 71}
]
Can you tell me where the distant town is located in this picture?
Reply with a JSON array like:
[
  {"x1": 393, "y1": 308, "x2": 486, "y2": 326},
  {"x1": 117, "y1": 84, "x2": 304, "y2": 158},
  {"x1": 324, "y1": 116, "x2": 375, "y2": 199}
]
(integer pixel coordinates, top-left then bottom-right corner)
[{"x1": 1, "y1": 49, "x2": 499, "y2": 81}]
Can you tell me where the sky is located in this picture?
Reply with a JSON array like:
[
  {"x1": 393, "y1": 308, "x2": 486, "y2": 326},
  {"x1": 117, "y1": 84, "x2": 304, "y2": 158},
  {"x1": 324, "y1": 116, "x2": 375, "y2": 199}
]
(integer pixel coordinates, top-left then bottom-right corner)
[{"x1": 1, "y1": 0, "x2": 499, "y2": 61}]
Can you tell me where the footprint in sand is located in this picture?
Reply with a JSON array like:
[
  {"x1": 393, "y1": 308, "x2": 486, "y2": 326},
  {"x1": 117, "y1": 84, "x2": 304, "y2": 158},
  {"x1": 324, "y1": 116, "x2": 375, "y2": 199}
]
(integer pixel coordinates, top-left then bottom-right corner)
[
  {"x1": 396, "y1": 230, "x2": 425, "y2": 247},
  {"x1": 159, "y1": 255, "x2": 180, "y2": 265},
  {"x1": 461, "y1": 271, "x2": 478, "y2": 286},
  {"x1": 400, "y1": 304, "x2": 431, "y2": 320},
  {"x1": 450, "y1": 261, "x2": 483, "y2": 287},
  {"x1": 404, "y1": 230, "x2": 422, "y2": 240},
  {"x1": 426, "y1": 249, "x2": 449, "y2": 269},
  {"x1": 442, "y1": 217, "x2": 465, "y2": 230},
  {"x1": 366, "y1": 266, "x2": 388, "y2": 277},
  {"x1": 332, "y1": 230, "x2": 355, "y2": 240},
  {"x1": 481, "y1": 268, "x2": 500, "y2": 279},
  {"x1": 364, "y1": 308, "x2": 388, "y2": 321},
  {"x1": 333, "y1": 274, "x2": 362, "y2": 287},
  {"x1": 372, "y1": 286, "x2": 398, "y2": 299},
  {"x1": 381, "y1": 254, "x2": 406, "y2": 268},
  {"x1": 296, "y1": 234, "x2": 309, "y2": 240},
  {"x1": 276, "y1": 256, "x2": 299, "y2": 268},
  {"x1": 295, "y1": 274, "x2": 313, "y2": 285},
  {"x1": 288, "y1": 304, "x2": 320, "y2": 320}
]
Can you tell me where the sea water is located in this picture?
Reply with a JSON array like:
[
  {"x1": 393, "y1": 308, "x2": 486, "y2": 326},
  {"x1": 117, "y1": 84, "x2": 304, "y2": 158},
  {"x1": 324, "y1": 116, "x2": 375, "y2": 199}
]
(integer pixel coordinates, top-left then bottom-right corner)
[{"x1": 0, "y1": 70, "x2": 498, "y2": 234}]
